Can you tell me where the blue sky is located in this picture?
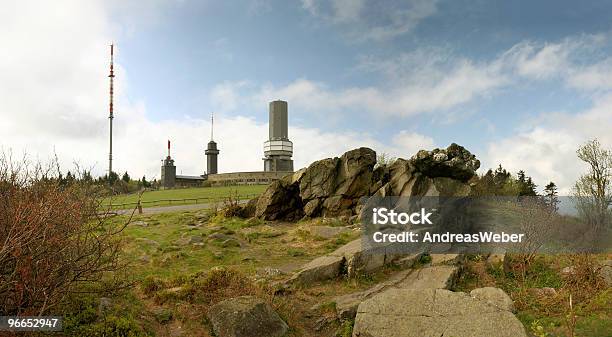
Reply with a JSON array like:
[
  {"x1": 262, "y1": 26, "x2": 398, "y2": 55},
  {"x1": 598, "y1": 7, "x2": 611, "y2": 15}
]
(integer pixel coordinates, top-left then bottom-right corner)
[{"x1": 1, "y1": 0, "x2": 612, "y2": 192}]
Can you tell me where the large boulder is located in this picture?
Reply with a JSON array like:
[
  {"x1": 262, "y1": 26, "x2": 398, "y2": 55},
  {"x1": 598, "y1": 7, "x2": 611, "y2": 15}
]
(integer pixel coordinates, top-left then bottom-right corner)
[
  {"x1": 352, "y1": 288, "x2": 527, "y2": 337},
  {"x1": 410, "y1": 143, "x2": 480, "y2": 182},
  {"x1": 207, "y1": 296, "x2": 288, "y2": 337},
  {"x1": 301, "y1": 147, "x2": 376, "y2": 217},
  {"x1": 255, "y1": 144, "x2": 479, "y2": 220},
  {"x1": 255, "y1": 179, "x2": 303, "y2": 220}
]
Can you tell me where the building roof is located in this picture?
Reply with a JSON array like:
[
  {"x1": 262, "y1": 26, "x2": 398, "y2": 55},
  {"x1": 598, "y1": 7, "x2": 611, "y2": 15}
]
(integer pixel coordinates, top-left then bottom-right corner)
[{"x1": 175, "y1": 175, "x2": 205, "y2": 180}]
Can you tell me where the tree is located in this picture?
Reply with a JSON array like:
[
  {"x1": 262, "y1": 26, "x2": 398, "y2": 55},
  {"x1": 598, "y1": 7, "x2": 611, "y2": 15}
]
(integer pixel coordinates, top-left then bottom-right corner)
[
  {"x1": 515, "y1": 170, "x2": 537, "y2": 196},
  {"x1": 141, "y1": 175, "x2": 150, "y2": 188},
  {"x1": 544, "y1": 181, "x2": 559, "y2": 212},
  {"x1": 121, "y1": 171, "x2": 130, "y2": 183},
  {"x1": 574, "y1": 139, "x2": 612, "y2": 232},
  {"x1": 524, "y1": 176, "x2": 537, "y2": 196},
  {"x1": 107, "y1": 171, "x2": 119, "y2": 185},
  {"x1": 376, "y1": 152, "x2": 396, "y2": 168}
]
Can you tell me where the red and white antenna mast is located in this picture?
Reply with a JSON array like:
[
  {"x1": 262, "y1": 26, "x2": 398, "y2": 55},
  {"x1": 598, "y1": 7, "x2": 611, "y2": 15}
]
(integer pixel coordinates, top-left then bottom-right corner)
[{"x1": 108, "y1": 43, "x2": 115, "y2": 177}]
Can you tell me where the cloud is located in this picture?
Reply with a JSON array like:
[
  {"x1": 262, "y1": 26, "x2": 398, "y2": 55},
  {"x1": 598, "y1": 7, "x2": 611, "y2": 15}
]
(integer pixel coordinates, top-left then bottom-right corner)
[
  {"x1": 500, "y1": 34, "x2": 612, "y2": 90},
  {"x1": 301, "y1": 0, "x2": 438, "y2": 41},
  {"x1": 0, "y1": 0, "x2": 437, "y2": 180},
  {"x1": 484, "y1": 94, "x2": 612, "y2": 193},
  {"x1": 211, "y1": 47, "x2": 508, "y2": 119},
  {"x1": 389, "y1": 131, "x2": 435, "y2": 158}
]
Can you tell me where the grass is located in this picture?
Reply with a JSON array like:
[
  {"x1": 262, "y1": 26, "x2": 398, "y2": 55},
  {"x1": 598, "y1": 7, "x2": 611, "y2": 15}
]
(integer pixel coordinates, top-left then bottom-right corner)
[
  {"x1": 76, "y1": 209, "x2": 364, "y2": 337},
  {"x1": 105, "y1": 185, "x2": 267, "y2": 209},
  {"x1": 454, "y1": 254, "x2": 611, "y2": 337}
]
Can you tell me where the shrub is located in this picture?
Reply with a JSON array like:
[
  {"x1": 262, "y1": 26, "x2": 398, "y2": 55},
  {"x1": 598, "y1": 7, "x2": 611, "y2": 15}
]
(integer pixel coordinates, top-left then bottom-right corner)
[{"x1": 0, "y1": 154, "x2": 130, "y2": 315}]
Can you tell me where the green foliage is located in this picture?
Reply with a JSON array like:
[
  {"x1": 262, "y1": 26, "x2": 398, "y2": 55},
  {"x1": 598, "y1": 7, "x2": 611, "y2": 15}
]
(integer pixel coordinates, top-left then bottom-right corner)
[
  {"x1": 471, "y1": 165, "x2": 538, "y2": 196},
  {"x1": 62, "y1": 294, "x2": 151, "y2": 337},
  {"x1": 336, "y1": 319, "x2": 355, "y2": 337},
  {"x1": 418, "y1": 253, "x2": 432, "y2": 265},
  {"x1": 152, "y1": 308, "x2": 173, "y2": 324},
  {"x1": 375, "y1": 152, "x2": 396, "y2": 168},
  {"x1": 287, "y1": 248, "x2": 306, "y2": 257},
  {"x1": 141, "y1": 276, "x2": 165, "y2": 295},
  {"x1": 529, "y1": 319, "x2": 551, "y2": 337}
]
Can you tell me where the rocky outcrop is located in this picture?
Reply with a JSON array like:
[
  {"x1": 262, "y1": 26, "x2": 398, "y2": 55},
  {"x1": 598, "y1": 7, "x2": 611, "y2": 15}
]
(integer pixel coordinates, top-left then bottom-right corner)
[
  {"x1": 352, "y1": 288, "x2": 527, "y2": 337},
  {"x1": 254, "y1": 144, "x2": 479, "y2": 221},
  {"x1": 207, "y1": 296, "x2": 288, "y2": 337},
  {"x1": 410, "y1": 143, "x2": 480, "y2": 182},
  {"x1": 331, "y1": 264, "x2": 459, "y2": 320},
  {"x1": 470, "y1": 287, "x2": 516, "y2": 312},
  {"x1": 255, "y1": 179, "x2": 303, "y2": 221},
  {"x1": 287, "y1": 238, "x2": 414, "y2": 286}
]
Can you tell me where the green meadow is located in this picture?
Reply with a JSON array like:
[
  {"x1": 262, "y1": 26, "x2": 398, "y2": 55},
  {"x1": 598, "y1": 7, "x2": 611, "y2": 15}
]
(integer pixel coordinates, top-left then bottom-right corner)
[{"x1": 106, "y1": 185, "x2": 267, "y2": 209}]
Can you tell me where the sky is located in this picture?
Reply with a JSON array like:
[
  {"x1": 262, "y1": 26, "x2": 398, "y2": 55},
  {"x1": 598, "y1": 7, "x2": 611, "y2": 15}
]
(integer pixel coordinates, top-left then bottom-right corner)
[{"x1": 1, "y1": 0, "x2": 612, "y2": 193}]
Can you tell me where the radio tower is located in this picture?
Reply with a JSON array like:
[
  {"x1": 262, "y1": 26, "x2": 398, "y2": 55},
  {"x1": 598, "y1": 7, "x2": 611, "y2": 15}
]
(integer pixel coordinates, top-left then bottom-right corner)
[{"x1": 108, "y1": 43, "x2": 115, "y2": 178}]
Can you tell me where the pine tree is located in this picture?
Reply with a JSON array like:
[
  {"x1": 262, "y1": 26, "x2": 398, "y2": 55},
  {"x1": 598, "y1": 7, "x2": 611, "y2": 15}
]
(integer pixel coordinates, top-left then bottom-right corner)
[
  {"x1": 142, "y1": 175, "x2": 150, "y2": 188},
  {"x1": 108, "y1": 171, "x2": 119, "y2": 185},
  {"x1": 544, "y1": 181, "x2": 559, "y2": 212}
]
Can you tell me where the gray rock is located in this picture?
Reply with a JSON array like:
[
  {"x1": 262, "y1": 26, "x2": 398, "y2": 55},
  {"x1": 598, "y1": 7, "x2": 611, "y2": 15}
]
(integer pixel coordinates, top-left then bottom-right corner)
[
  {"x1": 528, "y1": 287, "x2": 557, "y2": 297},
  {"x1": 208, "y1": 233, "x2": 235, "y2": 241},
  {"x1": 352, "y1": 289, "x2": 527, "y2": 337},
  {"x1": 289, "y1": 255, "x2": 345, "y2": 285},
  {"x1": 334, "y1": 238, "x2": 385, "y2": 277},
  {"x1": 255, "y1": 144, "x2": 478, "y2": 220},
  {"x1": 561, "y1": 266, "x2": 575, "y2": 276},
  {"x1": 131, "y1": 220, "x2": 149, "y2": 227},
  {"x1": 207, "y1": 296, "x2": 288, "y2": 337},
  {"x1": 135, "y1": 238, "x2": 159, "y2": 246},
  {"x1": 332, "y1": 264, "x2": 458, "y2": 320},
  {"x1": 410, "y1": 143, "x2": 480, "y2": 182},
  {"x1": 430, "y1": 254, "x2": 462, "y2": 265},
  {"x1": 98, "y1": 297, "x2": 112, "y2": 315},
  {"x1": 288, "y1": 238, "x2": 419, "y2": 286},
  {"x1": 255, "y1": 179, "x2": 303, "y2": 221},
  {"x1": 176, "y1": 235, "x2": 204, "y2": 246},
  {"x1": 256, "y1": 267, "x2": 284, "y2": 279},
  {"x1": 470, "y1": 287, "x2": 516, "y2": 312},
  {"x1": 395, "y1": 265, "x2": 459, "y2": 289},
  {"x1": 487, "y1": 253, "x2": 505, "y2": 265},
  {"x1": 222, "y1": 238, "x2": 242, "y2": 248},
  {"x1": 308, "y1": 225, "x2": 350, "y2": 239}
]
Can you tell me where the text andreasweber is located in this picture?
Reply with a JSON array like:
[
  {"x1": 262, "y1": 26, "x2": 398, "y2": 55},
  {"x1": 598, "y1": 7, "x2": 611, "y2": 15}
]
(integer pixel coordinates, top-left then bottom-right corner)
[{"x1": 370, "y1": 207, "x2": 525, "y2": 244}]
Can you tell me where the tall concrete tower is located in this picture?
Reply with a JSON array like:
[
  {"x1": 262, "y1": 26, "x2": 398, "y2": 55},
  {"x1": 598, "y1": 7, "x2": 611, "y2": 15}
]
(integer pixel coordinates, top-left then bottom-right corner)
[
  {"x1": 263, "y1": 100, "x2": 293, "y2": 172},
  {"x1": 161, "y1": 140, "x2": 176, "y2": 189},
  {"x1": 205, "y1": 113, "x2": 219, "y2": 174}
]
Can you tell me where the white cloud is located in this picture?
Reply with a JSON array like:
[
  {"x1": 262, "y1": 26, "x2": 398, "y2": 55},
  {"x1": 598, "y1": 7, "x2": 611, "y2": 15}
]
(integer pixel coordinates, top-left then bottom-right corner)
[
  {"x1": 213, "y1": 47, "x2": 508, "y2": 119},
  {"x1": 301, "y1": 0, "x2": 438, "y2": 41},
  {"x1": 484, "y1": 94, "x2": 612, "y2": 193},
  {"x1": 567, "y1": 58, "x2": 612, "y2": 91},
  {"x1": 389, "y1": 131, "x2": 435, "y2": 158},
  {"x1": 331, "y1": 0, "x2": 365, "y2": 23},
  {"x1": 0, "y1": 0, "x2": 431, "y2": 180}
]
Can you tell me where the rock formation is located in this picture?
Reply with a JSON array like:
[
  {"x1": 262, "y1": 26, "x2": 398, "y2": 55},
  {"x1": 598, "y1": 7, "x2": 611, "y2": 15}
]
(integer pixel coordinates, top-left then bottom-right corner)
[
  {"x1": 207, "y1": 296, "x2": 288, "y2": 337},
  {"x1": 352, "y1": 288, "x2": 527, "y2": 337},
  {"x1": 254, "y1": 143, "x2": 480, "y2": 220}
]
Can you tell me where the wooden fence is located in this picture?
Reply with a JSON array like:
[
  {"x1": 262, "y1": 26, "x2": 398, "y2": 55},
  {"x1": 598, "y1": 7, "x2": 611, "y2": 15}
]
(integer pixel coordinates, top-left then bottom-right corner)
[{"x1": 107, "y1": 193, "x2": 260, "y2": 210}]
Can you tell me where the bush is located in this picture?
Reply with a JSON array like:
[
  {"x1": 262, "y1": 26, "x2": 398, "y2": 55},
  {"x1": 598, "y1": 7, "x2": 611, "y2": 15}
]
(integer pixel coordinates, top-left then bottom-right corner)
[{"x1": 0, "y1": 154, "x2": 130, "y2": 315}]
